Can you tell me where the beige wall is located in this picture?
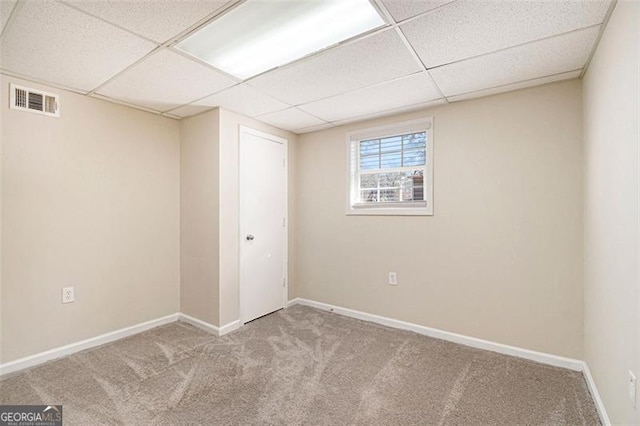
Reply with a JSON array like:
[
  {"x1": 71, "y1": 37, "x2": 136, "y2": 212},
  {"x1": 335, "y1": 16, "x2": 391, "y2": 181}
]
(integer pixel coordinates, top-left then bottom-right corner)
[
  {"x1": 295, "y1": 80, "x2": 584, "y2": 359},
  {"x1": 1, "y1": 75, "x2": 181, "y2": 363},
  {"x1": 218, "y1": 108, "x2": 297, "y2": 326},
  {"x1": 583, "y1": 1, "x2": 640, "y2": 423},
  {"x1": 180, "y1": 110, "x2": 220, "y2": 326},
  {"x1": 0, "y1": 79, "x2": 3, "y2": 363},
  {"x1": 179, "y1": 107, "x2": 297, "y2": 328},
  {"x1": 1, "y1": 90, "x2": 297, "y2": 360}
]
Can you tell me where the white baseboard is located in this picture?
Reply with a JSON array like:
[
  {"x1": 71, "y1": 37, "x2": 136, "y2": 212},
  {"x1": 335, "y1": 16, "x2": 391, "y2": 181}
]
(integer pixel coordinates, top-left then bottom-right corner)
[
  {"x1": 218, "y1": 320, "x2": 241, "y2": 336},
  {"x1": 0, "y1": 313, "x2": 179, "y2": 377},
  {"x1": 287, "y1": 297, "x2": 300, "y2": 308},
  {"x1": 289, "y1": 298, "x2": 584, "y2": 371},
  {"x1": 177, "y1": 313, "x2": 240, "y2": 337},
  {"x1": 582, "y1": 361, "x2": 611, "y2": 425},
  {"x1": 0, "y1": 311, "x2": 244, "y2": 377},
  {"x1": 178, "y1": 313, "x2": 219, "y2": 335}
]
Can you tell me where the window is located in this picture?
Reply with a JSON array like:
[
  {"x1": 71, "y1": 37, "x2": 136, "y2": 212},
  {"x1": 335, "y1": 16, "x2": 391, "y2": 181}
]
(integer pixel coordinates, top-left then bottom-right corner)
[{"x1": 347, "y1": 118, "x2": 433, "y2": 216}]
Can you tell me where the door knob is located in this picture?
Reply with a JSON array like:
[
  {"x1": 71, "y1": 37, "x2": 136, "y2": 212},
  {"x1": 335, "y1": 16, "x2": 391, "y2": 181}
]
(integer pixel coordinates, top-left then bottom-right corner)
[{"x1": 246, "y1": 234, "x2": 255, "y2": 241}]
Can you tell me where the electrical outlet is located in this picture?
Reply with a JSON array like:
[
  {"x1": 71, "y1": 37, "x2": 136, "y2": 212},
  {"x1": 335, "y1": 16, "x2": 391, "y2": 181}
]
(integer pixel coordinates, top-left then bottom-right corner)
[
  {"x1": 62, "y1": 287, "x2": 74, "y2": 304},
  {"x1": 388, "y1": 272, "x2": 397, "y2": 285},
  {"x1": 630, "y1": 370, "x2": 637, "y2": 408}
]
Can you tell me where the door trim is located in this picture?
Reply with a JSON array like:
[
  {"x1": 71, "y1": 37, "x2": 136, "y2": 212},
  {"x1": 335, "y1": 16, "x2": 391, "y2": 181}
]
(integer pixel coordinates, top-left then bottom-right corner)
[{"x1": 238, "y1": 125, "x2": 288, "y2": 325}]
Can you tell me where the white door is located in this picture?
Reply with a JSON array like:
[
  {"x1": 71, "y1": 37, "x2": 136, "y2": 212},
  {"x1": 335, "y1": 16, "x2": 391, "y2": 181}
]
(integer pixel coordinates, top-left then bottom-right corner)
[{"x1": 239, "y1": 126, "x2": 287, "y2": 323}]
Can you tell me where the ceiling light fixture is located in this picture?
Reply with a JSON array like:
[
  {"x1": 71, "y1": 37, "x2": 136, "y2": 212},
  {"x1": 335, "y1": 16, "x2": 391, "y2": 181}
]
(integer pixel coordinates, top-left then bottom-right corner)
[{"x1": 176, "y1": 0, "x2": 386, "y2": 80}]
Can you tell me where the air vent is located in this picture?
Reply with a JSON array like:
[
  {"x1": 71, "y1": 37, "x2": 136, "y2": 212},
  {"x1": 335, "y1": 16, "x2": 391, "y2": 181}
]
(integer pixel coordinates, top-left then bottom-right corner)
[
  {"x1": 9, "y1": 83, "x2": 60, "y2": 117},
  {"x1": 29, "y1": 92, "x2": 43, "y2": 111},
  {"x1": 15, "y1": 87, "x2": 27, "y2": 108}
]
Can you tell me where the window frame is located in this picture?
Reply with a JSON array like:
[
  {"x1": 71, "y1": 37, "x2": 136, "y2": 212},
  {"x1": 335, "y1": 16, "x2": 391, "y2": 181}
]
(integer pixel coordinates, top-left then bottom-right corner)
[{"x1": 346, "y1": 117, "x2": 433, "y2": 216}]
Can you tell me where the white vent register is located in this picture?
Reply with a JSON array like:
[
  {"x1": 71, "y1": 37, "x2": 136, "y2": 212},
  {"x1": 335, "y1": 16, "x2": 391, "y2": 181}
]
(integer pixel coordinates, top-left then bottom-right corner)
[{"x1": 10, "y1": 83, "x2": 59, "y2": 117}]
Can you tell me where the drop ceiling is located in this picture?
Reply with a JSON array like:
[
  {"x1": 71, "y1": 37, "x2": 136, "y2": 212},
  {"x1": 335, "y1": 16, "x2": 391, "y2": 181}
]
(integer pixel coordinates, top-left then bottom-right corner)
[{"x1": 0, "y1": 0, "x2": 613, "y2": 134}]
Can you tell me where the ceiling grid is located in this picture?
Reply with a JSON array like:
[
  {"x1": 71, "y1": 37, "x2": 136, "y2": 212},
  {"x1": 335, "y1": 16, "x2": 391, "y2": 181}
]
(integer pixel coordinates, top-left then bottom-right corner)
[{"x1": 0, "y1": 0, "x2": 614, "y2": 133}]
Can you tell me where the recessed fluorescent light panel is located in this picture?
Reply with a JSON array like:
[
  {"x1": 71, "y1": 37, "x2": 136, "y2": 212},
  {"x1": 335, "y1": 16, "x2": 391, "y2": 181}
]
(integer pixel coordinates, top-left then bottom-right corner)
[{"x1": 176, "y1": 0, "x2": 386, "y2": 80}]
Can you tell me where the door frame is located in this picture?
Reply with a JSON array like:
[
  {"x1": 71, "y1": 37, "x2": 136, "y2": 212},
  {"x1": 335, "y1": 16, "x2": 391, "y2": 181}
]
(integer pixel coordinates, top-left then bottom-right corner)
[{"x1": 238, "y1": 125, "x2": 288, "y2": 325}]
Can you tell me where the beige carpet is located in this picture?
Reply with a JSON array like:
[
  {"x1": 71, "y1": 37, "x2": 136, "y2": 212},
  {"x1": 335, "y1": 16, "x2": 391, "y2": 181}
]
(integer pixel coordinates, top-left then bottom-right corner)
[{"x1": 1, "y1": 305, "x2": 599, "y2": 425}]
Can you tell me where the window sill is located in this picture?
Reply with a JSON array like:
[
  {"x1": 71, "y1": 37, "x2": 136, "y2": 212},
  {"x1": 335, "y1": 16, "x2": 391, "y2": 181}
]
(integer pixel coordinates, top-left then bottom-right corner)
[{"x1": 346, "y1": 205, "x2": 433, "y2": 216}]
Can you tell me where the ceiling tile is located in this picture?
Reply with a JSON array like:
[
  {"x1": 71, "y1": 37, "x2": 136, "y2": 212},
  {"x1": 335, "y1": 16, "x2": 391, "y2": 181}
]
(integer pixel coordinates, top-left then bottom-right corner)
[
  {"x1": 256, "y1": 108, "x2": 327, "y2": 132},
  {"x1": 380, "y1": 0, "x2": 455, "y2": 22},
  {"x1": 447, "y1": 70, "x2": 582, "y2": 103},
  {"x1": 331, "y1": 98, "x2": 445, "y2": 126},
  {"x1": 401, "y1": 0, "x2": 611, "y2": 68},
  {"x1": 88, "y1": 93, "x2": 162, "y2": 114},
  {"x1": 0, "y1": 0, "x2": 155, "y2": 92},
  {"x1": 63, "y1": 0, "x2": 232, "y2": 43},
  {"x1": 429, "y1": 26, "x2": 599, "y2": 97},
  {"x1": 297, "y1": 123, "x2": 335, "y2": 134},
  {"x1": 0, "y1": 0, "x2": 17, "y2": 34},
  {"x1": 299, "y1": 72, "x2": 441, "y2": 122},
  {"x1": 183, "y1": 84, "x2": 290, "y2": 118},
  {"x1": 248, "y1": 29, "x2": 423, "y2": 105},
  {"x1": 97, "y1": 49, "x2": 237, "y2": 112},
  {"x1": 166, "y1": 103, "x2": 214, "y2": 119},
  {"x1": 168, "y1": 84, "x2": 287, "y2": 119}
]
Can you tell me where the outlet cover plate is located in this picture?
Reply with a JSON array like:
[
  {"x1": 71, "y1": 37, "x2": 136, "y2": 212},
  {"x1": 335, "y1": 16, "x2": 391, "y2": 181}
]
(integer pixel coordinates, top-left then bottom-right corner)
[
  {"x1": 388, "y1": 272, "x2": 397, "y2": 285},
  {"x1": 62, "y1": 287, "x2": 75, "y2": 304}
]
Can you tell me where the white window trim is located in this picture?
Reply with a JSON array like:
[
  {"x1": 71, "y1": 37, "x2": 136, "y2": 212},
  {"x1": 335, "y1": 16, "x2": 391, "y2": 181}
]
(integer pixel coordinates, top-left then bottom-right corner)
[{"x1": 345, "y1": 117, "x2": 434, "y2": 216}]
